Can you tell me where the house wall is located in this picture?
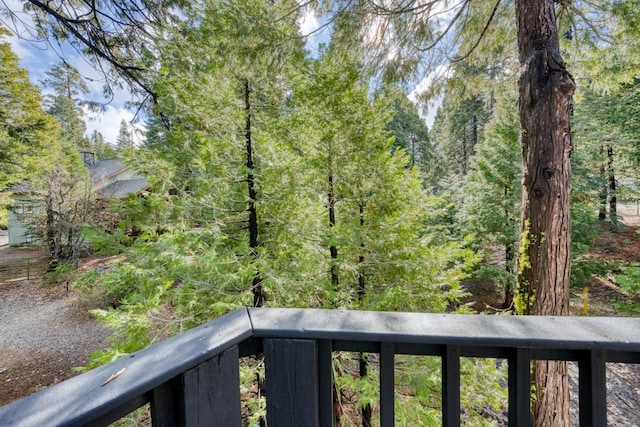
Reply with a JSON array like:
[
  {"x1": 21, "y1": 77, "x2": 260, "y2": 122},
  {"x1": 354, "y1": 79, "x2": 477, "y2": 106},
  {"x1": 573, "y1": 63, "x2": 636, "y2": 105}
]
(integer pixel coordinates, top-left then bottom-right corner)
[{"x1": 8, "y1": 196, "x2": 40, "y2": 246}]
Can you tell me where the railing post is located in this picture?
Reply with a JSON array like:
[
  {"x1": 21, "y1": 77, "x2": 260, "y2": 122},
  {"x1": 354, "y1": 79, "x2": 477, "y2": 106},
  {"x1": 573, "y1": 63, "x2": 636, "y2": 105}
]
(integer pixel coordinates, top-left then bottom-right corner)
[
  {"x1": 442, "y1": 344, "x2": 461, "y2": 427},
  {"x1": 508, "y1": 347, "x2": 531, "y2": 427},
  {"x1": 264, "y1": 338, "x2": 319, "y2": 427},
  {"x1": 379, "y1": 342, "x2": 395, "y2": 427},
  {"x1": 579, "y1": 349, "x2": 607, "y2": 427},
  {"x1": 151, "y1": 345, "x2": 241, "y2": 427},
  {"x1": 152, "y1": 376, "x2": 181, "y2": 427},
  {"x1": 317, "y1": 339, "x2": 334, "y2": 427}
]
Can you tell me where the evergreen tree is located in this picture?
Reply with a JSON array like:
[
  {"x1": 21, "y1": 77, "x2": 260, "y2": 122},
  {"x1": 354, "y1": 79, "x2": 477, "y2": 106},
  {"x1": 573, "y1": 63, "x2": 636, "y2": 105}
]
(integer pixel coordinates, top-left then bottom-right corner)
[
  {"x1": 296, "y1": 48, "x2": 474, "y2": 311},
  {"x1": 385, "y1": 91, "x2": 436, "y2": 185},
  {"x1": 115, "y1": 119, "x2": 134, "y2": 152},
  {"x1": 0, "y1": 30, "x2": 96, "y2": 263},
  {"x1": 0, "y1": 27, "x2": 57, "y2": 191},
  {"x1": 37, "y1": 144, "x2": 97, "y2": 266},
  {"x1": 458, "y1": 91, "x2": 521, "y2": 308},
  {"x1": 41, "y1": 62, "x2": 91, "y2": 150},
  {"x1": 92, "y1": 0, "x2": 316, "y2": 322},
  {"x1": 82, "y1": 0, "x2": 476, "y2": 352},
  {"x1": 90, "y1": 130, "x2": 117, "y2": 159}
]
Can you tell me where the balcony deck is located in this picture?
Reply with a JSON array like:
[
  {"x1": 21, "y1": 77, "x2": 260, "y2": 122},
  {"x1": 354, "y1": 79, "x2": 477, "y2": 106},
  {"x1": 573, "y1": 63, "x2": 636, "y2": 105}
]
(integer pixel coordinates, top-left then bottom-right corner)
[{"x1": 1, "y1": 308, "x2": 639, "y2": 426}]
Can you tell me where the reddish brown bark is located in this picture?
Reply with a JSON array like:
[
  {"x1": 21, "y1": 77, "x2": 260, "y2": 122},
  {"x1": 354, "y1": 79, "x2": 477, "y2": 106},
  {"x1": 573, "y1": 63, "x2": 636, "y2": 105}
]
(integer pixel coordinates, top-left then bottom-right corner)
[{"x1": 515, "y1": 1, "x2": 574, "y2": 425}]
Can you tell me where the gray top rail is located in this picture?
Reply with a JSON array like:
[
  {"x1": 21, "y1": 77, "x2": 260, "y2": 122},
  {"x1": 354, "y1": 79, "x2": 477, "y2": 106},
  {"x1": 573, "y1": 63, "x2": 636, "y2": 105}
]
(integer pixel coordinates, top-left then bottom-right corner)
[
  {"x1": 1, "y1": 308, "x2": 639, "y2": 426},
  {"x1": 249, "y1": 308, "x2": 640, "y2": 352}
]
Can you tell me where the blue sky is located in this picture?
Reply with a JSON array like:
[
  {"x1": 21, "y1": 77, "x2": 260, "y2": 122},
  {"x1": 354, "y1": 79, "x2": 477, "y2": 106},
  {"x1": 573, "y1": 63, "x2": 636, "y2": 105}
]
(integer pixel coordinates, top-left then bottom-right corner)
[
  {"x1": 2, "y1": 0, "x2": 144, "y2": 145},
  {"x1": 7, "y1": 31, "x2": 143, "y2": 145}
]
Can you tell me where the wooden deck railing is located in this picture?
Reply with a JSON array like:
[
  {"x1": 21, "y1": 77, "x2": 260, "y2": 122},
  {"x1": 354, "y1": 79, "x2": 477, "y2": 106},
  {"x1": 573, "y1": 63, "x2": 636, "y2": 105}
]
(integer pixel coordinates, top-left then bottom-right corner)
[{"x1": 1, "y1": 308, "x2": 639, "y2": 426}]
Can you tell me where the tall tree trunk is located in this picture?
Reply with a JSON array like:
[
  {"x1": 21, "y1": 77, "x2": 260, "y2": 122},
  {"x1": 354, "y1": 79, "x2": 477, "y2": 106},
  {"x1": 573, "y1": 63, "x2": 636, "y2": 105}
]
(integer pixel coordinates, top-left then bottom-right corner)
[
  {"x1": 471, "y1": 113, "x2": 478, "y2": 153},
  {"x1": 357, "y1": 201, "x2": 372, "y2": 427},
  {"x1": 503, "y1": 240, "x2": 515, "y2": 309},
  {"x1": 515, "y1": 1, "x2": 574, "y2": 426},
  {"x1": 328, "y1": 173, "x2": 339, "y2": 291},
  {"x1": 244, "y1": 78, "x2": 264, "y2": 308},
  {"x1": 599, "y1": 166, "x2": 607, "y2": 220},
  {"x1": 45, "y1": 184, "x2": 58, "y2": 270},
  {"x1": 607, "y1": 145, "x2": 618, "y2": 229},
  {"x1": 410, "y1": 136, "x2": 416, "y2": 167},
  {"x1": 461, "y1": 131, "x2": 468, "y2": 175},
  {"x1": 328, "y1": 170, "x2": 342, "y2": 424},
  {"x1": 357, "y1": 202, "x2": 366, "y2": 301},
  {"x1": 504, "y1": 191, "x2": 515, "y2": 309},
  {"x1": 598, "y1": 145, "x2": 607, "y2": 221},
  {"x1": 245, "y1": 78, "x2": 265, "y2": 427}
]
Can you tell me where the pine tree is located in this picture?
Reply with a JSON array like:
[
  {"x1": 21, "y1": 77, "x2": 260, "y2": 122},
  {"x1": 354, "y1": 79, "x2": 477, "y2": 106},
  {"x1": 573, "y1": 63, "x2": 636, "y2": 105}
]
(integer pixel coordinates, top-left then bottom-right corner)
[
  {"x1": 41, "y1": 62, "x2": 91, "y2": 150},
  {"x1": 459, "y1": 91, "x2": 521, "y2": 308},
  {"x1": 115, "y1": 119, "x2": 134, "y2": 152},
  {"x1": 0, "y1": 27, "x2": 57, "y2": 190},
  {"x1": 385, "y1": 91, "x2": 435, "y2": 184},
  {"x1": 90, "y1": 130, "x2": 117, "y2": 159},
  {"x1": 295, "y1": 46, "x2": 475, "y2": 312}
]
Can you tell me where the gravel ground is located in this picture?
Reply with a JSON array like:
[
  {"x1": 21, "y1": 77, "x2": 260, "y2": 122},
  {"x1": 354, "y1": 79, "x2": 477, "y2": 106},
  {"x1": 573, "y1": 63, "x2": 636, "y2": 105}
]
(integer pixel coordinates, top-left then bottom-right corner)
[
  {"x1": 0, "y1": 247, "x2": 109, "y2": 405},
  {"x1": 569, "y1": 362, "x2": 640, "y2": 426}
]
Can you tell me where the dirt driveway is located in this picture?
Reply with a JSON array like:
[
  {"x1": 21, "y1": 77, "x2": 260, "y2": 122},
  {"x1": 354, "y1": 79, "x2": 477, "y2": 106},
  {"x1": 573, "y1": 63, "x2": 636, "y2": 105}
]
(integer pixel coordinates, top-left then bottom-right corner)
[{"x1": 0, "y1": 245, "x2": 109, "y2": 405}]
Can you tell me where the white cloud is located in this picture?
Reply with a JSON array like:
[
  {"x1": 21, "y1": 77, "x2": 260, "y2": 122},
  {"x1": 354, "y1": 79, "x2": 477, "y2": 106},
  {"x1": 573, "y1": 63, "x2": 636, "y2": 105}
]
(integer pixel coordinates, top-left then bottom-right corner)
[
  {"x1": 84, "y1": 106, "x2": 145, "y2": 146},
  {"x1": 297, "y1": 5, "x2": 330, "y2": 56},
  {"x1": 298, "y1": 7, "x2": 319, "y2": 36}
]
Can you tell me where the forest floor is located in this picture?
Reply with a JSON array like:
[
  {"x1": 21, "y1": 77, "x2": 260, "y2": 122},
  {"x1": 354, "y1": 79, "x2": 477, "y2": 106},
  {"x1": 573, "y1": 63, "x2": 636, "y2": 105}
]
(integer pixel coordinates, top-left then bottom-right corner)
[
  {"x1": 1, "y1": 205, "x2": 639, "y2": 424},
  {"x1": 0, "y1": 249, "x2": 111, "y2": 406},
  {"x1": 463, "y1": 203, "x2": 640, "y2": 316}
]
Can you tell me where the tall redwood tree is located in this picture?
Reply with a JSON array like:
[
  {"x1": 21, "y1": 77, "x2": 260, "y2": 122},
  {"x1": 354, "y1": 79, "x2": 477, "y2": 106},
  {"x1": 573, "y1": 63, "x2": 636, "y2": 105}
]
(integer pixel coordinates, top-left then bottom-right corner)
[{"x1": 515, "y1": 1, "x2": 574, "y2": 425}]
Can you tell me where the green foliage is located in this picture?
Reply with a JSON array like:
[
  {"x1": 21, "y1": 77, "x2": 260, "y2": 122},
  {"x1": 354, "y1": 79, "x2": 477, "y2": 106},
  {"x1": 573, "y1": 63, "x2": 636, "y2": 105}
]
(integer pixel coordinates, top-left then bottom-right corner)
[
  {"x1": 0, "y1": 27, "x2": 59, "y2": 190},
  {"x1": 239, "y1": 361, "x2": 266, "y2": 425},
  {"x1": 41, "y1": 62, "x2": 91, "y2": 150},
  {"x1": 90, "y1": 130, "x2": 117, "y2": 159},
  {"x1": 570, "y1": 202, "x2": 600, "y2": 255},
  {"x1": 26, "y1": 147, "x2": 98, "y2": 262},
  {"x1": 429, "y1": 90, "x2": 491, "y2": 179},
  {"x1": 0, "y1": 206, "x2": 7, "y2": 229},
  {"x1": 76, "y1": 3, "x2": 478, "y2": 364},
  {"x1": 115, "y1": 119, "x2": 134, "y2": 152},
  {"x1": 612, "y1": 300, "x2": 640, "y2": 316},
  {"x1": 569, "y1": 0, "x2": 640, "y2": 93},
  {"x1": 571, "y1": 259, "x2": 616, "y2": 289},
  {"x1": 572, "y1": 85, "x2": 640, "y2": 231},
  {"x1": 45, "y1": 262, "x2": 76, "y2": 286},
  {"x1": 10, "y1": 0, "x2": 640, "y2": 423},
  {"x1": 614, "y1": 262, "x2": 640, "y2": 295},
  {"x1": 516, "y1": 219, "x2": 533, "y2": 315},
  {"x1": 74, "y1": 262, "x2": 137, "y2": 310},
  {"x1": 612, "y1": 262, "x2": 640, "y2": 315},
  {"x1": 458, "y1": 91, "x2": 520, "y2": 268},
  {"x1": 385, "y1": 91, "x2": 434, "y2": 181},
  {"x1": 469, "y1": 265, "x2": 516, "y2": 304},
  {"x1": 392, "y1": 355, "x2": 508, "y2": 426},
  {"x1": 68, "y1": 3, "x2": 498, "y2": 423}
]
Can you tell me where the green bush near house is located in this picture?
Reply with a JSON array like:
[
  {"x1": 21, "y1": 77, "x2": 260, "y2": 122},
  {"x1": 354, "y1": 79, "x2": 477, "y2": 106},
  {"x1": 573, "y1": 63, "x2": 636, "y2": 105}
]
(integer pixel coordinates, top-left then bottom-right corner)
[{"x1": 0, "y1": 206, "x2": 8, "y2": 230}]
